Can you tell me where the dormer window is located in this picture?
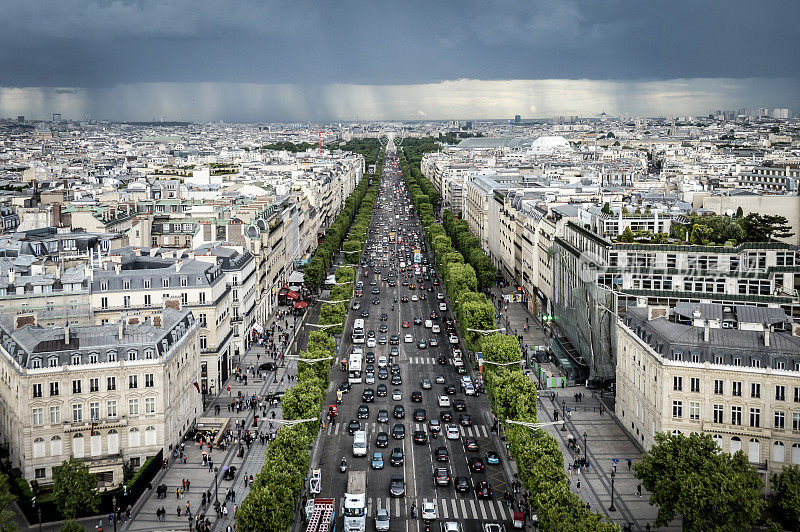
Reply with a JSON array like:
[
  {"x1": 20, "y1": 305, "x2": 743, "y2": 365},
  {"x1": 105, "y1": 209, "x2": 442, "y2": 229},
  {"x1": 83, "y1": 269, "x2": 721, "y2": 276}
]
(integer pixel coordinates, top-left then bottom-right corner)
[
  {"x1": 143, "y1": 279, "x2": 151, "y2": 289},
  {"x1": 107, "y1": 351, "x2": 117, "y2": 362},
  {"x1": 144, "y1": 349, "x2": 154, "y2": 360},
  {"x1": 162, "y1": 278, "x2": 169, "y2": 288},
  {"x1": 88, "y1": 352, "x2": 98, "y2": 364},
  {"x1": 180, "y1": 277, "x2": 187, "y2": 287},
  {"x1": 32, "y1": 358, "x2": 42, "y2": 369},
  {"x1": 71, "y1": 354, "x2": 81, "y2": 365},
  {"x1": 100, "y1": 281, "x2": 108, "y2": 291},
  {"x1": 127, "y1": 350, "x2": 138, "y2": 361},
  {"x1": 123, "y1": 279, "x2": 131, "y2": 290},
  {"x1": 48, "y1": 356, "x2": 59, "y2": 368}
]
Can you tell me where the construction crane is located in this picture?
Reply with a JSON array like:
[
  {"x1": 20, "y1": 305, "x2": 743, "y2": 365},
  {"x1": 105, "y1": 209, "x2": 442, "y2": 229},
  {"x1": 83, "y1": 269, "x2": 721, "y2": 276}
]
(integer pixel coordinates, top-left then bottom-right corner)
[{"x1": 310, "y1": 130, "x2": 325, "y2": 155}]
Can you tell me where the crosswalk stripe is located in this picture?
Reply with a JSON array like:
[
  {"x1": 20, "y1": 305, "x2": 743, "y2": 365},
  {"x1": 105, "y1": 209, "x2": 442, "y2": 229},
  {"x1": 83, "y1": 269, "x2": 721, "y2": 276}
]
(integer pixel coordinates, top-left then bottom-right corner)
[
  {"x1": 487, "y1": 499, "x2": 497, "y2": 520},
  {"x1": 497, "y1": 501, "x2": 508, "y2": 520},
  {"x1": 450, "y1": 498, "x2": 459, "y2": 519},
  {"x1": 394, "y1": 497, "x2": 400, "y2": 517},
  {"x1": 478, "y1": 499, "x2": 488, "y2": 520},
  {"x1": 460, "y1": 498, "x2": 468, "y2": 518},
  {"x1": 468, "y1": 499, "x2": 477, "y2": 518},
  {"x1": 440, "y1": 498, "x2": 448, "y2": 519},
  {"x1": 367, "y1": 498, "x2": 373, "y2": 516}
]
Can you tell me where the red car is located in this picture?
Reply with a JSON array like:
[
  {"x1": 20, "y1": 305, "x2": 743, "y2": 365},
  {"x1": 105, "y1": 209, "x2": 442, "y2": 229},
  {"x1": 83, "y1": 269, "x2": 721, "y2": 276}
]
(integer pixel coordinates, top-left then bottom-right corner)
[{"x1": 402, "y1": 321, "x2": 410, "y2": 328}]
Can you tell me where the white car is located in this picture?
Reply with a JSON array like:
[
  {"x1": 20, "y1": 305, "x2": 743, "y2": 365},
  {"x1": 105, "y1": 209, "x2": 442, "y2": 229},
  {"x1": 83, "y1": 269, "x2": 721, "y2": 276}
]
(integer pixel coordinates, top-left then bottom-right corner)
[
  {"x1": 446, "y1": 425, "x2": 460, "y2": 440},
  {"x1": 378, "y1": 356, "x2": 388, "y2": 368},
  {"x1": 445, "y1": 523, "x2": 463, "y2": 532},
  {"x1": 438, "y1": 395, "x2": 451, "y2": 407},
  {"x1": 367, "y1": 337, "x2": 377, "y2": 348},
  {"x1": 464, "y1": 383, "x2": 475, "y2": 396},
  {"x1": 460, "y1": 375, "x2": 472, "y2": 387},
  {"x1": 411, "y1": 294, "x2": 419, "y2": 301},
  {"x1": 439, "y1": 302, "x2": 447, "y2": 311},
  {"x1": 404, "y1": 334, "x2": 413, "y2": 343},
  {"x1": 422, "y1": 501, "x2": 437, "y2": 520},
  {"x1": 432, "y1": 324, "x2": 440, "y2": 334},
  {"x1": 366, "y1": 372, "x2": 375, "y2": 384},
  {"x1": 375, "y1": 508, "x2": 390, "y2": 532},
  {"x1": 437, "y1": 293, "x2": 445, "y2": 301},
  {"x1": 392, "y1": 389, "x2": 402, "y2": 401},
  {"x1": 449, "y1": 334, "x2": 459, "y2": 345},
  {"x1": 483, "y1": 525, "x2": 503, "y2": 532}
]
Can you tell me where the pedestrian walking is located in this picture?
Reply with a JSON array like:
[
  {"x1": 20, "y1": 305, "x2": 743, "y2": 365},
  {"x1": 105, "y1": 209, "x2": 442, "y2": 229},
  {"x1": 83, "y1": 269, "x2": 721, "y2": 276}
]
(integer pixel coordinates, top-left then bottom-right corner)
[
  {"x1": 576, "y1": 480, "x2": 581, "y2": 494},
  {"x1": 637, "y1": 483, "x2": 642, "y2": 497}
]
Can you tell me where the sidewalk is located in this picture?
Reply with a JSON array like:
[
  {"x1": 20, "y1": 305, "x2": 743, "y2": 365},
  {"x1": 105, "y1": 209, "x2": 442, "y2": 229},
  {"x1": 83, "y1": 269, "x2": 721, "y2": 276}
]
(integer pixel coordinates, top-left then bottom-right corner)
[{"x1": 121, "y1": 300, "x2": 318, "y2": 532}]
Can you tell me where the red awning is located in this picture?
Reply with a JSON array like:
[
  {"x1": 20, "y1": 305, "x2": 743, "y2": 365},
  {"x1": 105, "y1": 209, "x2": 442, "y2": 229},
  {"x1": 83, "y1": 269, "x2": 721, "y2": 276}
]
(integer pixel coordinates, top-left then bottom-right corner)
[
  {"x1": 278, "y1": 287, "x2": 289, "y2": 295},
  {"x1": 286, "y1": 290, "x2": 300, "y2": 300},
  {"x1": 293, "y1": 300, "x2": 309, "y2": 309}
]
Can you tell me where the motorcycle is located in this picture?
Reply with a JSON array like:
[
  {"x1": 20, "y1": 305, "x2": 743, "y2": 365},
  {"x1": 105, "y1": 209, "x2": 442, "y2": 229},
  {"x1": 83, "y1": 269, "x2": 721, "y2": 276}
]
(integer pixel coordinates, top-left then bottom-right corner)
[{"x1": 339, "y1": 458, "x2": 347, "y2": 473}]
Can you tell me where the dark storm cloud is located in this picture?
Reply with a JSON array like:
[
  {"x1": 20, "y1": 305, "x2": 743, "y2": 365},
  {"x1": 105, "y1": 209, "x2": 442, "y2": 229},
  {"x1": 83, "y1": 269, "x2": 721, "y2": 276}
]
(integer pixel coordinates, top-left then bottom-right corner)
[{"x1": 1, "y1": 0, "x2": 798, "y2": 88}]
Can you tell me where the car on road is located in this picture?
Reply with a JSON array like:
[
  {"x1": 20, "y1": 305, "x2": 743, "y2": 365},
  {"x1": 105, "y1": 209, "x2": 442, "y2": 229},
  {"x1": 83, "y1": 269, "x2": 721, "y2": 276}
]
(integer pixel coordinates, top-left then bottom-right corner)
[
  {"x1": 417, "y1": 340, "x2": 427, "y2": 349},
  {"x1": 465, "y1": 438, "x2": 479, "y2": 452},
  {"x1": 348, "y1": 420, "x2": 361, "y2": 435},
  {"x1": 413, "y1": 408, "x2": 426, "y2": 422},
  {"x1": 476, "y1": 481, "x2": 493, "y2": 499},
  {"x1": 440, "y1": 410, "x2": 453, "y2": 422},
  {"x1": 464, "y1": 383, "x2": 475, "y2": 396},
  {"x1": 376, "y1": 432, "x2": 389, "y2": 448},
  {"x1": 371, "y1": 452, "x2": 384, "y2": 469},
  {"x1": 453, "y1": 399, "x2": 466, "y2": 412},
  {"x1": 435, "y1": 446, "x2": 449, "y2": 462},
  {"x1": 392, "y1": 389, "x2": 402, "y2": 401},
  {"x1": 468, "y1": 457, "x2": 485, "y2": 472},
  {"x1": 377, "y1": 367, "x2": 389, "y2": 380},
  {"x1": 392, "y1": 423, "x2": 405, "y2": 439},
  {"x1": 377, "y1": 384, "x2": 388, "y2": 397},
  {"x1": 449, "y1": 334, "x2": 459, "y2": 344},
  {"x1": 390, "y1": 363, "x2": 400, "y2": 374},
  {"x1": 361, "y1": 309, "x2": 369, "y2": 318},
  {"x1": 365, "y1": 372, "x2": 375, "y2": 384},
  {"x1": 429, "y1": 338, "x2": 439, "y2": 347},
  {"x1": 379, "y1": 335, "x2": 387, "y2": 345},
  {"x1": 390, "y1": 475, "x2": 405, "y2": 497},
  {"x1": 444, "y1": 384, "x2": 456, "y2": 395},
  {"x1": 415, "y1": 318, "x2": 423, "y2": 325},
  {"x1": 338, "y1": 382, "x2": 351, "y2": 394},
  {"x1": 428, "y1": 419, "x2": 441, "y2": 435},
  {"x1": 401, "y1": 296, "x2": 409, "y2": 303},
  {"x1": 352, "y1": 301, "x2": 361, "y2": 310},
  {"x1": 367, "y1": 337, "x2": 376, "y2": 348},
  {"x1": 390, "y1": 335, "x2": 399, "y2": 345},
  {"x1": 411, "y1": 391, "x2": 422, "y2": 402},
  {"x1": 485, "y1": 451, "x2": 501, "y2": 465},
  {"x1": 438, "y1": 395, "x2": 451, "y2": 407},
  {"x1": 413, "y1": 430, "x2": 428, "y2": 444},
  {"x1": 258, "y1": 362, "x2": 277, "y2": 372},
  {"x1": 437, "y1": 293, "x2": 445, "y2": 300},
  {"x1": 483, "y1": 524, "x2": 504, "y2": 532},
  {"x1": 455, "y1": 477, "x2": 470, "y2": 493},
  {"x1": 459, "y1": 414, "x2": 473, "y2": 426},
  {"x1": 422, "y1": 501, "x2": 437, "y2": 520},
  {"x1": 446, "y1": 425, "x2": 460, "y2": 440},
  {"x1": 393, "y1": 405, "x2": 405, "y2": 419},
  {"x1": 377, "y1": 409, "x2": 389, "y2": 423},
  {"x1": 357, "y1": 405, "x2": 369, "y2": 419},
  {"x1": 421, "y1": 378, "x2": 432, "y2": 389},
  {"x1": 390, "y1": 447, "x2": 404, "y2": 466},
  {"x1": 402, "y1": 321, "x2": 410, "y2": 328},
  {"x1": 390, "y1": 346, "x2": 399, "y2": 356},
  {"x1": 435, "y1": 374, "x2": 446, "y2": 384},
  {"x1": 404, "y1": 334, "x2": 413, "y2": 343},
  {"x1": 378, "y1": 356, "x2": 388, "y2": 367},
  {"x1": 433, "y1": 467, "x2": 450, "y2": 486},
  {"x1": 411, "y1": 294, "x2": 419, "y2": 301},
  {"x1": 366, "y1": 352, "x2": 375, "y2": 363},
  {"x1": 379, "y1": 313, "x2": 388, "y2": 321},
  {"x1": 375, "y1": 508, "x2": 390, "y2": 532},
  {"x1": 436, "y1": 355, "x2": 447, "y2": 365},
  {"x1": 391, "y1": 374, "x2": 402, "y2": 385},
  {"x1": 362, "y1": 388, "x2": 374, "y2": 402}
]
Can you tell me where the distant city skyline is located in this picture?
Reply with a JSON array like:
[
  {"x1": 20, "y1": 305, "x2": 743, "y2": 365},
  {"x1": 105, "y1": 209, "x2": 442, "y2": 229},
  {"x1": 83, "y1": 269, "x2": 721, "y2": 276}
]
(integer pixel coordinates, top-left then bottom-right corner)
[{"x1": 1, "y1": 0, "x2": 798, "y2": 121}]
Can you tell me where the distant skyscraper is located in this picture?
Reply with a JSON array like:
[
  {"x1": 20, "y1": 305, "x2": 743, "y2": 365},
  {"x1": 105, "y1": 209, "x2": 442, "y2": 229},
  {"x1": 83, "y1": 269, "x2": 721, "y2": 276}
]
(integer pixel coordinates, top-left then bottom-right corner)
[
  {"x1": 514, "y1": 114, "x2": 521, "y2": 124},
  {"x1": 52, "y1": 113, "x2": 62, "y2": 123},
  {"x1": 17, "y1": 116, "x2": 24, "y2": 123},
  {"x1": 759, "y1": 108, "x2": 770, "y2": 118}
]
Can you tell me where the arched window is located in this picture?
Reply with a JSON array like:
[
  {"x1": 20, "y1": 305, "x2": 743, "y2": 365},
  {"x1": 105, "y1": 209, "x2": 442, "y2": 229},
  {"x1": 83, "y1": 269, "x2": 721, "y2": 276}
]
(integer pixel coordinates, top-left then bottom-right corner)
[
  {"x1": 107, "y1": 429, "x2": 119, "y2": 455},
  {"x1": 773, "y1": 441, "x2": 785, "y2": 462},
  {"x1": 107, "y1": 351, "x2": 117, "y2": 363},
  {"x1": 671, "y1": 429, "x2": 682, "y2": 436},
  {"x1": 792, "y1": 443, "x2": 800, "y2": 465},
  {"x1": 48, "y1": 356, "x2": 59, "y2": 368},
  {"x1": 33, "y1": 437, "x2": 46, "y2": 458},
  {"x1": 72, "y1": 433, "x2": 85, "y2": 459},
  {"x1": 71, "y1": 353, "x2": 81, "y2": 365},
  {"x1": 88, "y1": 352, "x2": 99, "y2": 364},
  {"x1": 127, "y1": 350, "x2": 137, "y2": 361},
  {"x1": 730, "y1": 436, "x2": 742, "y2": 454},
  {"x1": 50, "y1": 435, "x2": 62, "y2": 456},
  {"x1": 145, "y1": 426, "x2": 157, "y2": 446},
  {"x1": 712, "y1": 434, "x2": 723, "y2": 450},
  {"x1": 129, "y1": 427, "x2": 141, "y2": 447},
  {"x1": 749, "y1": 438, "x2": 761, "y2": 463},
  {"x1": 144, "y1": 349, "x2": 154, "y2": 360},
  {"x1": 31, "y1": 358, "x2": 42, "y2": 369},
  {"x1": 90, "y1": 431, "x2": 102, "y2": 456}
]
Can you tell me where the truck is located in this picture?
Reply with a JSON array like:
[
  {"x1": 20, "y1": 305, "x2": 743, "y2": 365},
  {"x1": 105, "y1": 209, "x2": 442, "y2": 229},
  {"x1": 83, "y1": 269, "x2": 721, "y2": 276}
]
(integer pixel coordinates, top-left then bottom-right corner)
[
  {"x1": 305, "y1": 498, "x2": 335, "y2": 532},
  {"x1": 343, "y1": 471, "x2": 367, "y2": 532}
]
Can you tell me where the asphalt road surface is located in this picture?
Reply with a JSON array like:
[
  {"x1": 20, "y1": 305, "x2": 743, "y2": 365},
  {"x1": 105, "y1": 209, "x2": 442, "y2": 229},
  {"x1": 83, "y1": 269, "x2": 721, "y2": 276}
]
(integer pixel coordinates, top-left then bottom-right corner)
[{"x1": 307, "y1": 152, "x2": 514, "y2": 532}]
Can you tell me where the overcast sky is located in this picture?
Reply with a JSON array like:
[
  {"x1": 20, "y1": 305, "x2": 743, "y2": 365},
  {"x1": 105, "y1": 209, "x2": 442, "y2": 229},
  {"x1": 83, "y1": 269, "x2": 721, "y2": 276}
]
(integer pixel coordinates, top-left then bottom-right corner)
[{"x1": 1, "y1": 0, "x2": 798, "y2": 121}]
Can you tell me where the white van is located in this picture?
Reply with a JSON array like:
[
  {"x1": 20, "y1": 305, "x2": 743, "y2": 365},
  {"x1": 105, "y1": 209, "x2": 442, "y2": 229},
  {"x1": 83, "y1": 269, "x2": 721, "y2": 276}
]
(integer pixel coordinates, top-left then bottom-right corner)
[
  {"x1": 353, "y1": 430, "x2": 367, "y2": 457},
  {"x1": 424, "y1": 319, "x2": 433, "y2": 329},
  {"x1": 439, "y1": 302, "x2": 447, "y2": 312}
]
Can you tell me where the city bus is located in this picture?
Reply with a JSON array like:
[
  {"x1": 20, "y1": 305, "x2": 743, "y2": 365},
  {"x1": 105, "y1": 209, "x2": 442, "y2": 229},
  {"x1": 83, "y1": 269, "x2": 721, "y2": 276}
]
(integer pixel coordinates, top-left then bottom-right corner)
[
  {"x1": 352, "y1": 318, "x2": 365, "y2": 344},
  {"x1": 349, "y1": 347, "x2": 363, "y2": 384}
]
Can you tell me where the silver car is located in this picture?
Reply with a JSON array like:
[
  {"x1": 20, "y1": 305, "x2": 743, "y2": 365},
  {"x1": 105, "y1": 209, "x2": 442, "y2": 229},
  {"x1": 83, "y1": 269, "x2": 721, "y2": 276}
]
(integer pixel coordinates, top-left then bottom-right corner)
[{"x1": 375, "y1": 508, "x2": 390, "y2": 531}]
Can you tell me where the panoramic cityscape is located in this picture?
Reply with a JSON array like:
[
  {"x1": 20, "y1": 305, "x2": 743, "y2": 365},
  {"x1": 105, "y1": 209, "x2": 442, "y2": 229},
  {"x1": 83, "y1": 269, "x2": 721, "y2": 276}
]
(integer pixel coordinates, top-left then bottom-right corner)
[{"x1": 0, "y1": 2, "x2": 799, "y2": 532}]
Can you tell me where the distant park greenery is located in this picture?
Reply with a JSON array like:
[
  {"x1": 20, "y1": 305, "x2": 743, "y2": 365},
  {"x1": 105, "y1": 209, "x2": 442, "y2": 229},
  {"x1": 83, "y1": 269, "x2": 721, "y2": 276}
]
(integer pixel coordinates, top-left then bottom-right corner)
[{"x1": 259, "y1": 141, "x2": 317, "y2": 152}]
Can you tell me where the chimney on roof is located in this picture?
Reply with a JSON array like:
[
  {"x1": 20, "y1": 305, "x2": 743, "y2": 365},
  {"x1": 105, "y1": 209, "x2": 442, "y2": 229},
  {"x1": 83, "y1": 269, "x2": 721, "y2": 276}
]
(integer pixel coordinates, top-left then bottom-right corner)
[
  {"x1": 703, "y1": 320, "x2": 710, "y2": 343},
  {"x1": 134, "y1": 247, "x2": 141, "y2": 256},
  {"x1": 149, "y1": 248, "x2": 158, "y2": 257},
  {"x1": 792, "y1": 323, "x2": 800, "y2": 337},
  {"x1": 118, "y1": 320, "x2": 124, "y2": 341},
  {"x1": 175, "y1": 260, "x2": 183, "y2": 273},
  {"x1": 8, "y1": 269, "x2": 14, "y2": 283},
  {"x1": 64, "y1": 325, "x2": 70, "y2": 344},
  {"x1": 764, "y1": 325, "x2": 771, "y2": 347},
  {"x1": 114, "y1": 263, "x2": 121, "y2": 275}
]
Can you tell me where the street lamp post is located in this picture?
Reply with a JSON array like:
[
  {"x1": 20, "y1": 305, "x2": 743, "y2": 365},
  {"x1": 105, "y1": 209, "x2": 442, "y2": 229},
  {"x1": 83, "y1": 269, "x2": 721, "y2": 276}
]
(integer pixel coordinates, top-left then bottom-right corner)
[
  {"x1": 583, "y1": 431, "x2": 588, "y2": 462},
  {"x1": 608, "y1": 471, "x2": 617, "y2": 512},
  {"x1": 37, "y1": 507, "x2": 41, "y2": 532},
  {"x1": 112, "y1": 495, "x2": 117, "y2": 532},
  {"x1": 214, "y1": 467, "x2": 220, "y2": 504},
  {"x1": 561, "y1": 400, "x2": 567, "y2": 431}
]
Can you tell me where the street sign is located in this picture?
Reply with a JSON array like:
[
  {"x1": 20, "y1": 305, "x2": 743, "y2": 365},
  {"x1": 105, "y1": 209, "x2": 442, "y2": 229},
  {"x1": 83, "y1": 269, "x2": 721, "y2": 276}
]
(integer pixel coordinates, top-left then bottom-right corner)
[{"x1": 477, "y1": 352, "x2": 483, "y2": 366}]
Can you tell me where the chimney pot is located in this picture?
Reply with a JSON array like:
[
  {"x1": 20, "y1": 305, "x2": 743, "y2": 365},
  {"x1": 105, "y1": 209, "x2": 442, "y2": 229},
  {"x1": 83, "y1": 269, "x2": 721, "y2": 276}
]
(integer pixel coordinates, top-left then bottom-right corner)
[
  {"x1": 764, "y1": 326, "x2": 771, "y2": 347},
  {"x1": 64, "y1": 325, "x2": 70, "y2": 344},
  {"x1": 703, "y1": 320, "x2": 710, "y2": 343},
  {"x1": 118, "y1": 320, "x2": 124, "y2": 341}
]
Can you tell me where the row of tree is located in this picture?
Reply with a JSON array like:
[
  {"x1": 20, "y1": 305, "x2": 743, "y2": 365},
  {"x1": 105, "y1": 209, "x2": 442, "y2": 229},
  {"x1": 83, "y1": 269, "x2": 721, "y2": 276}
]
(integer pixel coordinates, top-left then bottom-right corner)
[
  {"x1": 668, "y1": 211, "x2": 794, "y2": 246},
  {"x1": 303, "y1": 150, "x2": 384, "y2": 290},
  {"x1": 236, "y1": 153, "x2": 384, "y2": 532},
  {"x1": 397, "y1": 145, "x2": 616, "y2": 529}
]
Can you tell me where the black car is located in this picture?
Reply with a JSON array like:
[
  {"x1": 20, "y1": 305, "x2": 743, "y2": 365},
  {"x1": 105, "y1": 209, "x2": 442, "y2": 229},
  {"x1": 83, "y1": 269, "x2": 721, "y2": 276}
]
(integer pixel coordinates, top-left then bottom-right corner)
[
  {"x1": 376, "y1": 384, "x2": 388, "y2": 397},
  {"x1": 433, "y1": 467, "x2": 450, "y2": 487},
  {"x1": 437, "y1": 355, "x2": 447, "y2": 365},
  {"x1": 389, "y1": 335, "x2": 399, "y2": 345},
  {"x1": 440, "y1": 410, "x2": 453, "y2": 422},
  {"x1": 435, "y1": 446, "x2": 449, "y2": 462},
  {"x1": 258, "y1": 362, "x2": 277, "y2": 372},
  {"x1": 413, "y1": 408, "x2": 427, "y2": 422},
  {"x1": 393, "y1": 405, "x2": 405, "y2": 419},
  {"x1": 476, "y1": 481, "x2": 493, "y2": 499},
  {"x1": 360, "y1": 309, "x2": 369, "y2": 317},
  {"x1": 411, "y1": 391, "x2": 422, "y2": 402},
  {"x1": 413, "y1": 430, "x2": 428, "y2": 445},
  {"x1": 390, "y1": 364, "x2": 401, "y2": 375},
  {"x1": 455, "y1": 476, "x2": 470, "y2": 493},
  {"x1": 376, "y1": 432, "x2": 389, "y2": 448},
  {"x1": 380, "y1": 313, "x2": 389, "y2": 321},
  {"x1": 362, "y1": 388, "x2": 375, "y2": 402},
  {"x1": 465, "y1": 438, "x2": 479, "y2": 452},
  {"x1": 378, "y1": 368, "x2": 389, "y2": 380},
  {"x1": 372, "y1": 287, "x2": 380, "y2": 295},
  {"x1": 377, "y1": 409, "x2": 389, "y2": 423},
  {"x1": 391, "y1": 374, "x2": 402, "y2": 385},
  {"x1": 468, "y1": 457, "x2": 484, "y2": 472},
  {"x1": 459, "y1": 414, "x2": 473, "y2": 426},
  {"x1": 452, "y1": 399, "x2": 466, "y2": 412},
  {"x1": 338, "y1": 382, "x2": 351, "y2": 393},
  {"x1": 379, "y1": 324, "x2": 388, "y2": 333},
  {"x1": 392, "y1": 423, "x2": 405, "y2": 439},
  {"x1": 390, "y1": 475, "x2": 405, "y2": 497},
  {"x1": 366, "y1": 352, "x2": 375, "y2": 363},
  {"x1": 357, "y1": 405, "x2": 370, "y2": 419},
  {"x1": 372, "y1": 297, "x2": 380, "y2": 305},
  {"x1": 444, "y1": 384, "x2": 456, "y2": 395},
  {"x1": 390, "y1": 447, "x2": 404, "y2": 466},
  {"x1": 348, "y1": 420, "x2": 361, "y2": 435}
]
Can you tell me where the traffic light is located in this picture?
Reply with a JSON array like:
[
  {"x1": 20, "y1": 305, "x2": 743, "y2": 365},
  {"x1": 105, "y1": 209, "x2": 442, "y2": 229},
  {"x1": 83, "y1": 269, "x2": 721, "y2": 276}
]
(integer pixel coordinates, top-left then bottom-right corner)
[{"x1": 542, "y1": 314, "x2": 554, "y2": 322}]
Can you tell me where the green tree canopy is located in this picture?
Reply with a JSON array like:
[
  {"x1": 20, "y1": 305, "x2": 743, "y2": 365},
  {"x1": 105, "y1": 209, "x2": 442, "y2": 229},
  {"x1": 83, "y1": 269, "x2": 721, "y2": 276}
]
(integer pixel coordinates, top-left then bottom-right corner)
[
  {"x1": 618, "y1": 226, "x2": 635, "y2": 243},
  {"x1": 634, "y1": 432, "x2": 765, "y2": 531},
  {"x1": 0, "y1": 474, "x2": 16, "y2": 532},
  {"x1": 52, "y1": 459, "x2": 100, "y2": 520},
  {"x1": 771, "y1": 464, "x2": 800, "y2": 528}
]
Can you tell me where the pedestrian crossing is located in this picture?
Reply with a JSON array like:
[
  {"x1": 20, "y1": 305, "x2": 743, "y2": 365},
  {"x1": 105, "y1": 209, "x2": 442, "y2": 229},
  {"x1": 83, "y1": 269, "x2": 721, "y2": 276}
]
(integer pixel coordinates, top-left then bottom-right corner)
[
  {"x1": 408, "y1": 356, "x2": 438, "y2": 364},
  {"x1": 324, "y1": 496, "x2": 513, "y2": 521},
  {"x1": 326, "y1": 421, "x2": 492, "y2": 438}
]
